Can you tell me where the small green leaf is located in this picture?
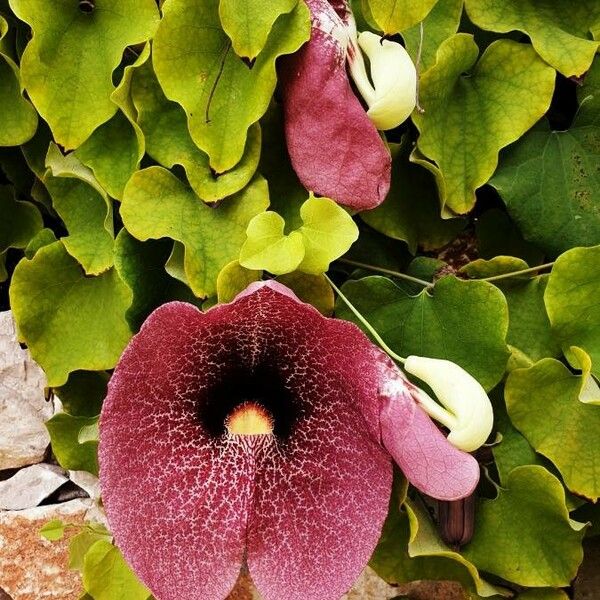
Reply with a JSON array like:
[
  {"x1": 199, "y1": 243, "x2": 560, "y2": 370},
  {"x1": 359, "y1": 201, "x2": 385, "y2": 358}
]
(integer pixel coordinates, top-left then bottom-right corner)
[
  {"x1": 296, "y1": 196, "x2": 359, "y2": 274},
  {"x1": 40, "y1": 519, "x2": 66, "y2": 541},
  {"x1": 83, "y1": 540, "x2": 151, "y2": 600},
  {"x1": 130, "y1": 61, "x2": 261, "y2": 202},
  {"x1": 545, "y1": 245, "x2": 600, "y2": 377},
  {"x1": 121, "y1": 167, "x2": 269, "y2": 297},
  {"x1": 276, "y1": 272, "x2": 334, "y2": 316},
  {"x1": 239, "y1": 195, "x2": 358, "y2": 275},
  {"x1": 505, "y1": 358, "x2": 600, "y2": 500},
  {"x1": 216, "y1": 260, "x2": 261, "y2": 304},
  {"x1": 153, "y1": 0, "x2": 310, "y2": 171},
  {"x1": 464, "y1": 0, "x2": 600, "y2": 77},
  {"x1": 0, "y1": 184, "x2": 42, "y2": 252},
  {"x1": 219, "y1": 0, "x2": 298, "y2": 60},
  {"x1": 361, "y1": 140, "x2": 465, "y2": 253},
  {"x1": 413, "y1": 35, "x2": 555, "y2": 215},
  {"x1": 9, "y1": 241, "x2": 133, "y2": 386},
  {"x1": 46, "y1": 413, "x2": 99, "y2": 475},
  {"x1": 75, "y1": 44, "x2": 150, "y2": 200},
  {"x1": 239, "y1": 211, "x2": 305, "y2": 275},
  {"x1": 69, "y1": 527, "x2": 112, "y2": 572},
  {"x1": 337, "y1": 275, "x2": 509, "y2": 390},
  {"x1": 362, "y1": 0, "x2": 440, "y2": 34},
  {"x1": 9, "y1": 0, "x2": 160, "y2": 149},
  {"x1": 490, "y1": 115, "x2": 600, "y2": 257},
  {"x1": 463, "y1": 466, "x2": 586, "y2": 586},
  {"x1": 0, "y1": 15, "x2": 37, "y2": 146},
  {"x1": 43, "y1": 145, "x2": 114, "y2": 275}
]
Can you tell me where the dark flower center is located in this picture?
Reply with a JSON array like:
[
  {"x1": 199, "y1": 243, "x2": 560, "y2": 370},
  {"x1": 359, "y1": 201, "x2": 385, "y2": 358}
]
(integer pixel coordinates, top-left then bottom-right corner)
[{"x1": 198, "y1": 362, "x2": 299, "y2": 440}]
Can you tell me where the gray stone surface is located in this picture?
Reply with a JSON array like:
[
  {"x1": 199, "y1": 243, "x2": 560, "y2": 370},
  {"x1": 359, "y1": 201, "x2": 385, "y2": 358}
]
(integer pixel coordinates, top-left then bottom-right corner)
[
  {"x1": 0, "y1": 311, "x2": 53, "y2": 470},
  {"x1": 0, "y1": 464, "x2": 68, "y2": 510}
]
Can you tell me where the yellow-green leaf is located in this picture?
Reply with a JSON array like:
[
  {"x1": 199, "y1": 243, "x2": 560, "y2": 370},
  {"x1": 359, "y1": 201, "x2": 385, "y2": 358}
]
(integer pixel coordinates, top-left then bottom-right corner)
[
  {"x1": 153, "y1": 0, "x2": 309, "y2": 171},
  {"x1": 413, "y1": 35, "x2": 555, "y2": 215}
]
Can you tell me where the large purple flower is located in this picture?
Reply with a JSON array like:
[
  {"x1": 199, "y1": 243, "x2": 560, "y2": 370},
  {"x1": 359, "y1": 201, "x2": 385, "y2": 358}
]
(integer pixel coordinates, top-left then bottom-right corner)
[
  {"x1": 99, "y1": 281, "x2": 479, "y2": 600},
  {"x1": 279, "y1": 0, "x2": 393, "y2": 210}
]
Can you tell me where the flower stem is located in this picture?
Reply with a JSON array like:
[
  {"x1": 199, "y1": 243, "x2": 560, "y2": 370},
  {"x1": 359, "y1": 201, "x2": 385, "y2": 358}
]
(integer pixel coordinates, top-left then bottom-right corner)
[
  {"x1": 337, "y1": 258, "x2": 433, "y2": 288},
  {"x1": 481, "y1": 262, "x2": 555, "y2": 283},
  {"x1": 324, "y1": 274, "x2": 406, "y2": 364}
]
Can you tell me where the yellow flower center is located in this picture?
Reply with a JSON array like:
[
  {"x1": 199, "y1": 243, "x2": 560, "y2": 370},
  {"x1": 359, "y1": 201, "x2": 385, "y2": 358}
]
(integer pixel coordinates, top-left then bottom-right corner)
[{"x1": 225, "y1": 402, "x2": 274, "y2": 436}]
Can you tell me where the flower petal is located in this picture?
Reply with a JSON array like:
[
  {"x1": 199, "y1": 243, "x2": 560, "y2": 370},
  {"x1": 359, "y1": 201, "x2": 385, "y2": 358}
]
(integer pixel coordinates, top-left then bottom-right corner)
[
  {"x1": 376, "y1": 361, "x2": 481, "y2": 501},
  {"x1": 100, "y1": 286, "x2": 392, "y2": 600},
  {"x1": 99, "y1": 303, "x2": 251, "y2": 600},
  {"x1": 279, "y1": 0, "x2": 391, "y2": 210}
]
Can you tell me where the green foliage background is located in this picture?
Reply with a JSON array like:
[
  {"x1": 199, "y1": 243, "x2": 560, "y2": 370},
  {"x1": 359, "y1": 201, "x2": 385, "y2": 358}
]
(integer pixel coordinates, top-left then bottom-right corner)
[{"x1": 1, "y1": 0, "x2": 600, "y2": 598}]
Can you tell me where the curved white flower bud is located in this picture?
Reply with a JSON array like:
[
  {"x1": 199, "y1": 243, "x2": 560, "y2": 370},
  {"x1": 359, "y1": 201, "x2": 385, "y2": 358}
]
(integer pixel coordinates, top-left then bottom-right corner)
[
  {"x1": 347, "y1": 30, "x2": 417, "y2": 130},
  {"x1": 404, "y1": 356, "x2": 493, "y2": 452}
]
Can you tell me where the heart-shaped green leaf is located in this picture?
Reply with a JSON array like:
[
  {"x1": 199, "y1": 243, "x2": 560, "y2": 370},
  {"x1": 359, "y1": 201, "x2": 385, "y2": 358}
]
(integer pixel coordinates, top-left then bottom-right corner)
[
  {"x1": 413, "y1": 34, "x2": 555, "y2": 215},
  {"x1": 130, "y1": 61, "x2": 261, "y2": 202},
  {"x1": 337, "y1": 275, "x2": 509, "y2": 390},
  {"x1": 506, "y1": 358, "x2": 600, "y2": 500},
  {"x1": 9, "y1": 241, "x2": 132, "y2": 386},
  {"x1": 464, "y1": 0, "x2": 600, "y2": 77},
  {"x1": 153, "y1": 0, "x2": 309, "y2": 171},
  {"x1": 9, "y1": 0, "x2": 159, "y2": 149},
  {"x1": 239, "y1": 211, "x2": 305, "y2": 275},
  {"x1": 463, "y1": 466, "x2": 586, "y2": 585}
]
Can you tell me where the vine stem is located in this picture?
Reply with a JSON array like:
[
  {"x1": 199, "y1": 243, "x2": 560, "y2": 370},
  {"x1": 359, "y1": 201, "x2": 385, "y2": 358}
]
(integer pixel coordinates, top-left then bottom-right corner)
[
  {"x1": 323, "y1": 274, "x2": 406, "y2": 364},
  {"x1": 338, "y1": 258, "x2": 555, "y2": 286},
  {"x1": 338, "y1": 258, "x2": 433, "y2": 288},
  {"x1": 480, "y1": 262, "x2": 555, "y2": 283},
  {"x1": 415, "y1": 21, "x2": 425, "y2": 114}
]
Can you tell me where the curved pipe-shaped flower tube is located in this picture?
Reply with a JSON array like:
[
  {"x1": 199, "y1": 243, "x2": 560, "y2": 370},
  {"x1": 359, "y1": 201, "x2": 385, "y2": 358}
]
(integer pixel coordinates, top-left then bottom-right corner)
[
  {"x1": 99, "y1": 281, "x2": 479, "y2": 600},
  {"x1": 278, "y1": 0, "x2": 392, "y2": 210},
  {"x1": 404, "y1": 356, "x2": 494, "y2": 452},
  {"x1": 348, "y1": 31, "x2": 417, "y2": 131}
]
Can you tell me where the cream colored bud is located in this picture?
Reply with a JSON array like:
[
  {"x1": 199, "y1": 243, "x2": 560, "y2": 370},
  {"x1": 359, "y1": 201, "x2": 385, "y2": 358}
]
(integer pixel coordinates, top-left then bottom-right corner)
[{"x1": 404, "y1": 356, "x2": 493, "y2": 452}]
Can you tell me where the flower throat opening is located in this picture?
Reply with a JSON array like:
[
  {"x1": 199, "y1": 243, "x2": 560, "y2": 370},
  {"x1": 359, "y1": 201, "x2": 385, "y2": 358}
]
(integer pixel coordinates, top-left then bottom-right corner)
[{"x1": 198, "y1": 362, "x2": 299, "y2": 440}]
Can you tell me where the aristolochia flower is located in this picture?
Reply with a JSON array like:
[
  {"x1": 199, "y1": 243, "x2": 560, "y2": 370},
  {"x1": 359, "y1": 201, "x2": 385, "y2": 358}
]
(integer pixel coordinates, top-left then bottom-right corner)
[
  {"x1": 99, "y1": 281, "x2": 479, "y2": 600},
  {"x1": 279, "y1": 0, "x2": 393, "y2": 211}
]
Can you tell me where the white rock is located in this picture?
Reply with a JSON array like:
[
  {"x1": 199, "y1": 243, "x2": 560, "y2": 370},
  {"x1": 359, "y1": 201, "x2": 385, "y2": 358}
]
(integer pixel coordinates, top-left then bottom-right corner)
[
  {"x1": 0, "y1": 311, "x2": 53, "y2": 470},
  {"x1": 0, "y1": 464, "x2": 68, "y2": 510},
  {"x1": 68, "y1": 470, "x2": 101, "y2": 500}
]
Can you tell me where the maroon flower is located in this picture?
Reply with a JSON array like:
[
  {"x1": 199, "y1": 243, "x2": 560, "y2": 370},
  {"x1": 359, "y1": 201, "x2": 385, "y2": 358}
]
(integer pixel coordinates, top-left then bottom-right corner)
[
  {"x1": 99, "y1": 281, "x2": 478, "y2": 600},
  {"x1": 279, "y1": 0, "x2": 392, "y2": 210}
]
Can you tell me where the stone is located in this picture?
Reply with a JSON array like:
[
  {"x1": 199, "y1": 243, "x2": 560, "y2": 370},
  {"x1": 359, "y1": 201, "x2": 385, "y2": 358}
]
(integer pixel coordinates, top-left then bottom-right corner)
[
  {"x1": 0, "y1": 499, "x2": 98, "y2": 600},
  {"x1": 0, "y1": 464, "x2": 68, "y2": 510},
  {"x1": 68, "y1": 471, "x2": 100, "y2": 501},
  {"x1": 0, "y1": 311, "x2": 53, "y2": 470}
]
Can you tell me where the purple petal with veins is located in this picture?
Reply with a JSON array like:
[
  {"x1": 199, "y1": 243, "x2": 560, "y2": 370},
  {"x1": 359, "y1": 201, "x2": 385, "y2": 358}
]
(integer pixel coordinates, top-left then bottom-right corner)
[
  {"x1": 99, "y1": 281, "x2": 478, "y2": 600},
  {"x1": 278, "y1": 0, "x2": 391, "y2": 210}
]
